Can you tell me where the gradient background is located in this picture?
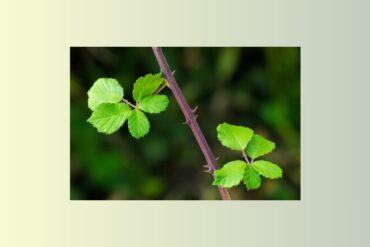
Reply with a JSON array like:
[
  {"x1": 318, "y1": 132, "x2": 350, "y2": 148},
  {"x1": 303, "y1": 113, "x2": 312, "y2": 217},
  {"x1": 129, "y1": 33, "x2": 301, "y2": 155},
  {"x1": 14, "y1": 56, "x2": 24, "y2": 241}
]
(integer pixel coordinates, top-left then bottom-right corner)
[
  {"x1": 70, "y1": 47, "x2": 300, "y2": 200},
  {"x1": 7, "y1": 0, "x2": 370, "y2": 247}
]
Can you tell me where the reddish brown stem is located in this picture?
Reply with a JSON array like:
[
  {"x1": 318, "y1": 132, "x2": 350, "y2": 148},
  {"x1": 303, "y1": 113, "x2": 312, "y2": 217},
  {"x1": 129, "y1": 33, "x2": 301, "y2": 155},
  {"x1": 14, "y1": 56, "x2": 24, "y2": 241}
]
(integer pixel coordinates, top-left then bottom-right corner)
[{"x1": 152, "y1": 47, "x2": 231, "y2": 200}]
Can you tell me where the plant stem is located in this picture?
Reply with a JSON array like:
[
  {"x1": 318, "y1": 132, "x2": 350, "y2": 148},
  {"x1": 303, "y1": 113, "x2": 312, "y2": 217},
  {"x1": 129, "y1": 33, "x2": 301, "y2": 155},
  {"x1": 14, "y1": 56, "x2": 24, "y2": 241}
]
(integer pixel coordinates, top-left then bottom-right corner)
[
  {"x1": 154, "y1": 81, "x2": 168, "y2": 95},
  {"x1": 241, "y1": 150, "x2": 250, "y2": 164},
  {"x1": 122, "y1": 98, "x2": 136, "y2": 108},
  {"x1": 152, "y1": 47, "x2": 231, "y2": 200}
]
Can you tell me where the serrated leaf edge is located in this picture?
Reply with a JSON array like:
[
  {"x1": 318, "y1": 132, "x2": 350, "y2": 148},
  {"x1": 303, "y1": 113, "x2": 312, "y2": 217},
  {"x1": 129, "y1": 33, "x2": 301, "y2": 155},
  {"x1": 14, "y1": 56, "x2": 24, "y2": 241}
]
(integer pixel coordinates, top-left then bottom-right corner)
[
  {"x1": 216, "y1": 123, "x2": 254, "y2": 151},
  {"x1": 212, "y1": 160, "x2": 247, "y2": 188},
  {"x1": 127, "y1": 109, "x2": 150, "y2": 139},
  {"x1": 243, "y1": 166, "x2": 262, "y2": 191},
  {"x1": 246, "y1": 134, "x2": 276, "y2": 159},
  {"x1": 87, "y1": 103, "x2": 131, "y2": 135},
  {"x1": 251, "y1": 161, "x2": 283, "y2": 179},
  {"x1": 138, "y1": 94, "x2": 169, "y2": 114}
]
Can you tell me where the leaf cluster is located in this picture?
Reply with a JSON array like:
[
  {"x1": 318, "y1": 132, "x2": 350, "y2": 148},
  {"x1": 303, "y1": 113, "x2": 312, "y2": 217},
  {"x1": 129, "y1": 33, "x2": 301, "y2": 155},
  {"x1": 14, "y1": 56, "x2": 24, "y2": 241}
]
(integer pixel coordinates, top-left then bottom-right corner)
[
  {"x1": 213, "y1": 123, "x2": 282, "y2": 190},
  {"x1": 87, "y1": 74, "x2": 169, "y2": 138}
]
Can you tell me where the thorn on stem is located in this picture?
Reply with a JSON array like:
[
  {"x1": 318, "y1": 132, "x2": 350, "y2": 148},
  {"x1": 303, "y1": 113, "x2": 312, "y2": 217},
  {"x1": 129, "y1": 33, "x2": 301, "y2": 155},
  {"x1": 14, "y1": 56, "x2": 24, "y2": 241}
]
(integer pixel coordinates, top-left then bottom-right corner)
[
  {"x1": 182, "y1": 116, "x2": 194, "y2": 125},
  {"x1": 202, "y1": 163, "x2": 213, "y2": 174},
  {"x1": 192, "y1": 105, "x2": 198, "y2": 113},
  {"x1": 182, "y1": 119, "x2": 190, "y2": 125},
  {"x1": 203, "y1": 168, "x2": 212, "y2": 173}
]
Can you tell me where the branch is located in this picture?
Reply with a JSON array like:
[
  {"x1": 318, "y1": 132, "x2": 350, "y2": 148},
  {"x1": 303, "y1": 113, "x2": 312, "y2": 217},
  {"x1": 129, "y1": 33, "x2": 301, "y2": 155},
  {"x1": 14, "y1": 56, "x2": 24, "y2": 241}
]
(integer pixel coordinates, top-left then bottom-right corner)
[{"x1": 152, "y1": 47, "x2": 231, "y2": 200}]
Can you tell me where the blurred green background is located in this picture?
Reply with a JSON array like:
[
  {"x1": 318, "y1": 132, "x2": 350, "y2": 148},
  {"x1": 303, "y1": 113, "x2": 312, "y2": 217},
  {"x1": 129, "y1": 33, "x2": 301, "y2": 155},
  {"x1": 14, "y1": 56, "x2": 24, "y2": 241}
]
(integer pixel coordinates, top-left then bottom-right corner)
[{"x1": 70, "y1": 47, "x2": 300, "y2": 200}]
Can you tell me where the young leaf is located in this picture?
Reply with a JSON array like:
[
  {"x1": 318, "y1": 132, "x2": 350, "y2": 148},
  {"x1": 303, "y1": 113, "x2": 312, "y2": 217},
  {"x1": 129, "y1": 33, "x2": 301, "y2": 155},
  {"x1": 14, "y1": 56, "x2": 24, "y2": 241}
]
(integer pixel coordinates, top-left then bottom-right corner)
[
  {"x1": 243, "y1": 165, "x2": 261, "y2": 190},
  {"x1": 212, "y1": 160, "x2": 247, "y2": 188},
  {"x1": 246, "y1": 134, "x2": 275, "y2": 159},
  {"x1": 128, "y1": 109, "x2": 150, "y2": 139},
  {"x1": 217, "y1": 123, "x2": 254, "y2": 151},
  {"x1": 87, "y1": 103, "x2": 131, "y2": 134},
  {"x1": 87, "y1": 78, "x2": 124, "y2": 111},
  {"x1": 132, "y1": 73, "x2": 164, "y2": 102},
  {"x1": 138, "y1": 95, "x2": 169, "y2": 114},
  {"x1": 252, "y1": 160, "x2": 282, "y2": 179}
]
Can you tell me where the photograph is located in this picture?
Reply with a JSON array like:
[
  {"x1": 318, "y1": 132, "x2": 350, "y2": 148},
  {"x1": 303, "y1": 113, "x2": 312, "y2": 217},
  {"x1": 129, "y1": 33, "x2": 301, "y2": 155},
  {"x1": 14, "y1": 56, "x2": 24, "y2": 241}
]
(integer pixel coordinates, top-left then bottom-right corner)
[
  {"x1": 11, "y1": 1, "x2": 370, "y2": 246},
  {"x1": 70, "y1": 47, "x2": 300, "y2": 200}
]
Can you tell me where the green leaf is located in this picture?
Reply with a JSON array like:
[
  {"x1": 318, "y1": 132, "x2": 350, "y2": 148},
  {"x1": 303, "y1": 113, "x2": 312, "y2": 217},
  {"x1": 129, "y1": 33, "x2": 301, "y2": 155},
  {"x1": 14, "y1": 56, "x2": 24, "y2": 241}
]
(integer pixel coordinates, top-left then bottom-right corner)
[
  {"x1": 246, "y1": 134, "x2": 275, "y2": 159},
  {"x1": 252, "y1": 160, "x2": 282, "y2": 179},
  {"x1": 128, "y1": 109, "x2": 150, "y2": 139},
  {"x1": 87, "y1": 78, "x2": 123, "y2": 111},
  {"x1": 87, "y1": 103, "x2": 131, "y2": 134},
  {"x1": 132, "y1": 73, "x2": 164, "y2": 102},
  {"x1": 138, "y1": 95, "x2": 169, "y2": 114},
  {"x1": 212, "y1": 160, "x2": 247, "y2": 188},
  {"x1": 217, "y1": 123, "x2": 254, "y2": 151},
  {"x1": 243, "y1": 165, "x2": 261, "y2": 190}
]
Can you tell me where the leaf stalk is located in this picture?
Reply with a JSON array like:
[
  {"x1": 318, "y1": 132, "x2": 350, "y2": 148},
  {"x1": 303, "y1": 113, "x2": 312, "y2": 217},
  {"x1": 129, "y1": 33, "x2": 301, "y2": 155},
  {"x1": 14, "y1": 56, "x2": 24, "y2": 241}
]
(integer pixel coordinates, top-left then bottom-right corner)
[{"x1": 122, "y1": 98, "x2": 136, "y2": 109}]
